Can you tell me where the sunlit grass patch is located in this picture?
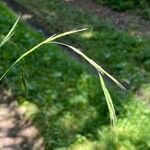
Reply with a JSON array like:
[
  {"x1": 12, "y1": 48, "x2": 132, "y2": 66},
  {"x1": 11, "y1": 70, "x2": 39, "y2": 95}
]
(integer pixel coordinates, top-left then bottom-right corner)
[
  {"x1": 80, "y1": 30, "x2": 94, "y2": 39},
  {"x1": 18, "y1": 98, "x2": 39, "y2": 118}
]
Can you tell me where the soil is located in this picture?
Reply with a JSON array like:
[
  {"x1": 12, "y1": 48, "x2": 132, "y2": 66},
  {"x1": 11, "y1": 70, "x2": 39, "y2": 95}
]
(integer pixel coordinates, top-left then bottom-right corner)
[
  {"x1": 3, "y1": 0, "x2": 150, "y2": 36},
  {"x1": 63, "y1": 0, "x2": 150, "y2": 36},
  {"x1": 0, "y1": 87, "x2": 44, "y2": 150}
]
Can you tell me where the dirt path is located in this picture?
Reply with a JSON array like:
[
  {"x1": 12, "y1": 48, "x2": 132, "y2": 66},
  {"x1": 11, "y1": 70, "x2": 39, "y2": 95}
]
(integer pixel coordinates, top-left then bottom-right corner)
[
  {"x1": 4, "y1": 0, "x2": 150, "y2": 36},
  {"x1": 0, "y1": 87, "x2": 44, "y2": 150},
  {"x1": 63, "y1": 0, "x2": 150, "y2": 36}
]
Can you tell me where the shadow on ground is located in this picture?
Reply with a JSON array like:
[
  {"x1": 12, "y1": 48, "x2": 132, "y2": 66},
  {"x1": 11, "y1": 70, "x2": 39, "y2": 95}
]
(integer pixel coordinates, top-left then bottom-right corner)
[{"x1": 0, "y1": 87, "x2": 44, "y2": 150}]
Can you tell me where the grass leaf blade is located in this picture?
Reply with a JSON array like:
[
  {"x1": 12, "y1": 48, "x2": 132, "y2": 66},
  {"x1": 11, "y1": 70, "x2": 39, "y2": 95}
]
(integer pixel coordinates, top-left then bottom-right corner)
[
  {"x1": 51, "y1": 41, "x2": 125, "y2": 90},
  {"x1": 0, "y1": 16, "x2": 20, "y2": 48},
  {"x1": 0, "y1": 29, "x2": 86, "y2": 80},
  {"x1": 98, "y1": 72, "x2": 116, "y2": 126}
]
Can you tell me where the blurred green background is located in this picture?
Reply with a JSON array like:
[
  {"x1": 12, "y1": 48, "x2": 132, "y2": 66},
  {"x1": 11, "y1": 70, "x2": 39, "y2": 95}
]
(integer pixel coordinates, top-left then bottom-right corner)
[{"x1": 0, "y1": 0, "x2": 150, "y2": 149}]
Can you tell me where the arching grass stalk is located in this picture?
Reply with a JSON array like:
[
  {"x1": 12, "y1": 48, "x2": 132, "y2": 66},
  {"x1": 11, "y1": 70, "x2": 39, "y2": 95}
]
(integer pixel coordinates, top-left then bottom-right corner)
[
  {"x1": 50, "y1": 42, "x2": 125, "y2": 125},
  {"x1": 98, "y1": 72, "x2": 116, "y2": 126},
  {"x1": 0, "y1": 16, "x2": 27, "y2": 96},
  {"x1": 0, "y1": 28, "x2": 87, "y2": 80},
  {"x1": 0, "y1": 17, "x2": 126, "y2": 125}
]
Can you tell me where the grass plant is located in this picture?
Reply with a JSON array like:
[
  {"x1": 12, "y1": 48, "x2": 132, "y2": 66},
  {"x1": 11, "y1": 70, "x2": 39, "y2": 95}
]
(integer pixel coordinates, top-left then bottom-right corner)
[
  {"x1": 0, "y1": 2, "x2": 150, "y2": 149},
  {"x1": 0, "y1": 17, "x2": 126, "y2": 126}
]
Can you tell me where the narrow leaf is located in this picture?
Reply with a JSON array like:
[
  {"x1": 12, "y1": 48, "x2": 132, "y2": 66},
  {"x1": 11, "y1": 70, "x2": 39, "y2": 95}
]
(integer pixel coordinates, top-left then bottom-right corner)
[
  {"x1": 0, "y1": 29, "x2": 87, "y2": 80},
  {"x1": 21, "y1": 74, "x2": 28, "y2": 97},
  {"x1": 98, "y1": 72, "x2": 117, "y2": 126},
  {"x1": 0, "y1": 16, "x2": 20, "y2": 48},
  {"x1": 51, "y1": 41, "x2": 125, "y2": 90}
]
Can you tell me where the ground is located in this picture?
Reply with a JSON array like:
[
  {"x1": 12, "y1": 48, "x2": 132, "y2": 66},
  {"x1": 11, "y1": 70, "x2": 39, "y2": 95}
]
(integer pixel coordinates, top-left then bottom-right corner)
[
  {"x1": 63, "y1": 0, "x2": 150, "y2": 36},
  {"x1": 0, "y1": 87, "x2": 44, "y2": 150},
  {"x1": 4, "y1": 0, "x2": 150, "y2": 36}
]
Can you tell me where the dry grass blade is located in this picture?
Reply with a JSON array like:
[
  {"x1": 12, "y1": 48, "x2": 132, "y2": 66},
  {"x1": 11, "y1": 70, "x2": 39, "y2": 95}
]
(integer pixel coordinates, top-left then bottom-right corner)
[
  {"x1": 0, "y1": 28, "x2": 87, "y2": 80},
  {"x1": 43, "y1": 28, "x2": 87, "y2": 44},
  {"x1": 0, "y1": 27, "x2": 123, "y2": 126},
  {"x1": 98, "y1": 72, "x2": 116, "y2": 126},
  {"x1": 51, "y1": 41, "x2": 125, "y2": 125},
  {"x1": 51, "y1": 42, "x2": 125, "y2": 90}
]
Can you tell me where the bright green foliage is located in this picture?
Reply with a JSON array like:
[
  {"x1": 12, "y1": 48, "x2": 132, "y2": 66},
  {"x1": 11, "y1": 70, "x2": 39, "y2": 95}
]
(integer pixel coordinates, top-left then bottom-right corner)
[
  {"x1": 101, "y1": 102, "x2": 150, "y2": 150},
  {"x1": 70, "y1": 100, "x2": 150, "y2": 150}
]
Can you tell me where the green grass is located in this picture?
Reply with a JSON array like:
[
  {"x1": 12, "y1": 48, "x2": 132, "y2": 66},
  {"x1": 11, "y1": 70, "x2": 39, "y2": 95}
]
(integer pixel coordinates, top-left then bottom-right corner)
[
  {"x1": 0, "y1": 2, "x2": 119, "y2": 148},
  {"x1": 70, "y1": 99, "x2": 150, "y2": 150},
  {"x1": 0, "y1": 1, "x2": 150, "y2": 150},
  {"x1": 12, "y1": 0, "x2": 150, "y2": 88},
  {"x1": 94, "y1": 0, "x2": 150, "y2": 20}
]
